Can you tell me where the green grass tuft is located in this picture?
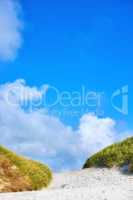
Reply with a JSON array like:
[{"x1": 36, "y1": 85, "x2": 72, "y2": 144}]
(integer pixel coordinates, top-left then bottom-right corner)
[
  {"x1": 0, "y1": 145, "x2": 52, "y2": 191},
  {"x1": 83, "y1": 137, "x2": 133, "y2": 171}
]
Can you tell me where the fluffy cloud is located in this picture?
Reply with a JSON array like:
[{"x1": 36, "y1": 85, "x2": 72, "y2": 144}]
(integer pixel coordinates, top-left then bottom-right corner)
[
  {"x1": 0, "y1": 0, "x2": 23, "y2": 61},
  {"x1": 78, "y1": 114, "x2": 117, "y2": 155},
  {"x1": 0, "y1": 80, "x2": 132, "y2": 171},
  {"x1": 0, "y1": 79, "x2": 48, "y2": 104}
]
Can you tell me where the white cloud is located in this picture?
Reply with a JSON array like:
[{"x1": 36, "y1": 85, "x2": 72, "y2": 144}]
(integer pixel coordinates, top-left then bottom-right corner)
[
  {"x1": 0, "y1": 0, "x2": 23, "y2": 61},
  {"x1": 0, "y1": 80, "x2": 132, "y2": 171},
  {"x1": 78, "y1": 114, "x2": 117, "y2": 155},
  {"x1": 0, "y1": 79, "x2": 48, "y2": 104}
]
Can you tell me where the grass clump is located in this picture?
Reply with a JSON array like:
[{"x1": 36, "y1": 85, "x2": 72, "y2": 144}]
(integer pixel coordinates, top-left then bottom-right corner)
[
  {"x1": 0, "y1": 145, "x2": 52, "y2": 192},
  {"x1": 83, "y1": 137, "x2": 133, "y2": 171}
]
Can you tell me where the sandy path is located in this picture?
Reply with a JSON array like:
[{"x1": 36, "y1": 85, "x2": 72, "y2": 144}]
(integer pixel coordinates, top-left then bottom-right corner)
[{"x1": 0, "y1": 168, "x2": 133, "y2": 200}]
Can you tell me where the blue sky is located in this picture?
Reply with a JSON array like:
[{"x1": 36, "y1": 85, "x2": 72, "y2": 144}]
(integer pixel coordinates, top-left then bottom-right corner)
[{"x1": 0, "y1": 0, "x2": 132, "y2": 171}]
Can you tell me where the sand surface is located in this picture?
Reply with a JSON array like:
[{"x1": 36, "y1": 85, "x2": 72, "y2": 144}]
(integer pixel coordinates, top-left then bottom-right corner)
[{"x1": 0, "y1": 168, "x2": 133, "y2": 200}]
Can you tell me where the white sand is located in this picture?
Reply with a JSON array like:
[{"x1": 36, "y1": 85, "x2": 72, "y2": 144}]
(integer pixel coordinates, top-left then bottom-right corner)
[{"x1": 0, "y1": 168, "x2": 133, "y2": 200}]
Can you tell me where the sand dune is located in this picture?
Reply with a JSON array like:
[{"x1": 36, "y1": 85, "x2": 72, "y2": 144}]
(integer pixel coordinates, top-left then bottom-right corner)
[{"x1": 0, "y1": 168, "x2": 133, "y2": 200}]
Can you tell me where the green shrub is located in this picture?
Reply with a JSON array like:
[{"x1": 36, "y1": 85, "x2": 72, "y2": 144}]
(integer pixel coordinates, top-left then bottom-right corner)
[
  {"x1": 83, "y1": 137, "x2": 133, "y2": 170},
  {"x1": 0, "y1": 146, "x2": 52, "y2": 191}
]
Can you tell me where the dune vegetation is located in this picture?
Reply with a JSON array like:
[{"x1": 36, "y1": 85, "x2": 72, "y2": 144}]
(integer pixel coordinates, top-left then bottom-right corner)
[
  {"x1": 0, "y1": 145, "x2": 52, "y2": 192},
  {"x1": 83, "y1": 137, "x2": 133, "y2": 172}
]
